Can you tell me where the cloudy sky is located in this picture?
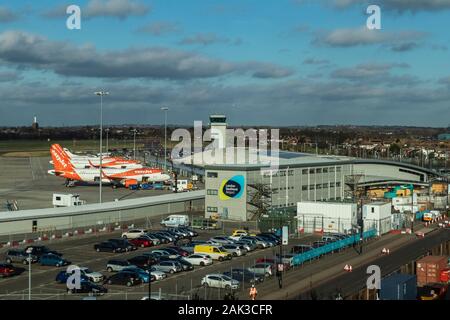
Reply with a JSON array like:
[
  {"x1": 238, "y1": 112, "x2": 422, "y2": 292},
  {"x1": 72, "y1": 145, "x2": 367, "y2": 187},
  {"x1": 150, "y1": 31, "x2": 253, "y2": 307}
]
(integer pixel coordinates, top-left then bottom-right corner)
[{"x1": 0, "y1": 0, "x2": 449, "y2": 127}]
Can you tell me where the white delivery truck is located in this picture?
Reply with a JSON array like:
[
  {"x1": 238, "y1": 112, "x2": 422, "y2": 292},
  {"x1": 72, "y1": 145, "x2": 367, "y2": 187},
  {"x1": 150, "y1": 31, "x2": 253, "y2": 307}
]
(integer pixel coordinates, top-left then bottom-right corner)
[
  {"x1": 172, "y1": 180, "x2": 189, "y2": 192},
  {"x1": 52, "y1": 194, "x2": 86, "y2": 207},
  {"x1": 160, "y1": 214, "x2": 190, "y2": 228}
]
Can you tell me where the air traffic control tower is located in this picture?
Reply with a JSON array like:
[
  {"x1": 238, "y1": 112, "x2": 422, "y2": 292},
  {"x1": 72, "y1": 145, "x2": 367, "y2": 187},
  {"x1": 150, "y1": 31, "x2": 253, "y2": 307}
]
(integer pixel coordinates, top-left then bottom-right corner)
[{"x1": 209, "y1": 114, "x2": 227, "y2": 149}]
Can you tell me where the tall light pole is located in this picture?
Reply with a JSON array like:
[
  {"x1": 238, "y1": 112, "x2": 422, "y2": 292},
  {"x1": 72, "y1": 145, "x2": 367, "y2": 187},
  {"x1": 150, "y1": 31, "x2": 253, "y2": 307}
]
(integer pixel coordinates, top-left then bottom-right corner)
[
  {"x1": 26, "y1": 247, "x2": 33, "y2": 300},
  {"x1": 132, "y1": 129, "x2": 137, "y2": 160},
  {"x1": 105, "y1": 128, "x2": 110, "y2": 154},
  {"x1": 95, "y1": 91, "x2": 109, "y2": 204},
  {"x1": 161, "y1": 107, "x2": 169, "y2": 171}
]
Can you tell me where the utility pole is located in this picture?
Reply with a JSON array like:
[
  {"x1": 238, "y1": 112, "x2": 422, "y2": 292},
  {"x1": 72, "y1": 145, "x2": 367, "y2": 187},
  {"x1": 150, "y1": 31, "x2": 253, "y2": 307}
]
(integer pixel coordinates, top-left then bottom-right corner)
[{"x1": 94, "y1": 91, "x2": 109, "y2": 204}]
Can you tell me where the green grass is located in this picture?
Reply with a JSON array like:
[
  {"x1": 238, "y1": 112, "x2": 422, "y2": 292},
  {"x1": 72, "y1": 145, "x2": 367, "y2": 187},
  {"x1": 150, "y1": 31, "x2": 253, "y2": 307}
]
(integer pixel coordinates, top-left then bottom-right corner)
[{"x1": 0, "y1": 139, "x2": 146, "y2": 156}]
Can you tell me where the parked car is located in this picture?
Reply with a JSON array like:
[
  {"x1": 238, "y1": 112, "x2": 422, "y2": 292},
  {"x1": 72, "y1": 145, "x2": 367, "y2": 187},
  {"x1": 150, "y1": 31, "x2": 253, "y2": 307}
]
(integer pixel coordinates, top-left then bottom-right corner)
[
  {"x1": 291, "y1": 245, "x2": 313, "y2": 254},
  {"x1": 322, "y1": 236, "x2": 338, "y2": 243},
  {"x1": 235, "y1": 240, "x2": 257, "y2": 251},
  {"x1": 67, "y1": 281, "x2": 108, "y2": 296},
  {"x1": 229, "y1": 229, "x2": 248, "y2": 241},
  {"x1": 149, "y1": 233, "x2": 170, "y2": 244},
  {"x1": 106, "y1": 260, "x2": 137, "y2": 272},
  {"x1": 151, "y1": 249, "x2": 179, "y2": 258},
  {"x1": 143, "y1": 234, "x2": 161, "y2": 246},
  {"x1": 183, "y1": 254, "x2": 213, "y2": 266},
  {"x1": 257, "y1": 233, "x2": 281, "y2": 245},
  {"x1": 24, "y1": 246, "x2": 62, "y2": 259},
  {"x1": 179, "y1": 243, "x2": 196, "y2": 254},
  {"x1": 152, "y1": 261, "x2": 183, "y2": 274},
  {"x1": 121, "y1": 268, "x2": 152, "y2": 283},
  {"x1": 201, "y1": 274, "x2": 240, "y2": 290},
  {"x1": 153, "y1": 232, "x2": 175, "y2": 243},
  {"x1": 146, "y1": 267, "x2": 167, "y2": 280},
  {"x1": 94, "y1": 241, "x2": 125, "y2": 253},
  {"x1": 141, "y1": 252, "x2": 161, "y2": 262},
  {"x1": 5, "y1": 250, "x2": 38, "y2": 265},
  {"x1": 0, "y1": 263, "x2": 18, "y2": 278},
  {"x1": 247, "y1": 263, "x2": 273, "y2": 277},
  {"x1": 178, "y1": 227, "x2": 198, "y2": 237},
  {"x1": 104, "y1": 272, "x2": 142, "y2": 287},
  {"x1": 222, "y1": 244, "x2": 246, "y2": 257},
  {"x1": 254, "y1": 235, "x2": 278, "y2": 246},
  {"x1": 159, "y1": 256, "x2": 194, "y2": 271},
  {"x1": 77, "y1": 267, "x2": 105, "y2": 283},
  {"x1": 55, "y1": 270, "x2": 89, "y2": 284},
  {"x1": 209, "y1": 236, "x2": 234, "y2": 245},
  {"x1": 40, "y1": 254, "x2": 71, "y2": 267},
  {"x1": 312, "y1": 241, "x2": 326, "y2": 248},
  {"x1": 129, "y1": 237, "x2": 153, "y2": 248},
  {"x1": 257, "y1": 258, "x2": 291, "y2": 270},
  {"x1": 108, "y1": 239, "x2": 137, "y2": 251},
  {"x1": 128, "y1": 255, "x2": 156, "y2": 268},
  {"x1": 223, "y1": 268, "x2": 264, "y2": 284},
  {"x1": 166, "y1": 246, "x2": 189, "y2": 257},
  {"x1": 121, "y1": 229, "x2": 147, "y2": 239},
  {"x1": 240, "y1": 236, "x2": 267, "y2": 249}
]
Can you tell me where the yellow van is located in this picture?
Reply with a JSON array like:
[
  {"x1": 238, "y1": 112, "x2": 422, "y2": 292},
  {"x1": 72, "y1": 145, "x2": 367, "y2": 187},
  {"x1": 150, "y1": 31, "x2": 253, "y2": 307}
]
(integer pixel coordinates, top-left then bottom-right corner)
[{"x1": 194, "y1": 245, "x2": 232, "y2": 261}]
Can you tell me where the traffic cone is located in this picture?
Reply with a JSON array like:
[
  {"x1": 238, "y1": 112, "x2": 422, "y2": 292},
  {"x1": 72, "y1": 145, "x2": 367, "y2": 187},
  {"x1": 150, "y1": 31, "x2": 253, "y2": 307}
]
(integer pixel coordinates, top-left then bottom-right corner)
[
  {"x1": 344, "y1": 264, "x2": 349, "y2": 271},
  {"x1": 386, "y1": 248, "x2": 390, "y2": 255},
  {"x1": 348, "y1": 265, "x2": 353, "y2": 272}
]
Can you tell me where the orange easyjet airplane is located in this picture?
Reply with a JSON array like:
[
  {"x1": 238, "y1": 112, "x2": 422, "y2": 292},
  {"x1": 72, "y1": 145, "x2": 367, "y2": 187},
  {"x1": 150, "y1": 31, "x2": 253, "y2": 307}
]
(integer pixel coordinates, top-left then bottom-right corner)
[
  {"x1": 50, "y1": 144, "x2": 143, "y2": 169},
  {"x1": 48, "y1": 145, "x2": 170, "y2": 187}
]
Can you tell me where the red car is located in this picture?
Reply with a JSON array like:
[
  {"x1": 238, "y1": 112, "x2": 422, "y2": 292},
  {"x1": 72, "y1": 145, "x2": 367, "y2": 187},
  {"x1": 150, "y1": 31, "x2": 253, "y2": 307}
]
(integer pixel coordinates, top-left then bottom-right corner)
[
  {"x1": 129, "y1": 237, "x2": 153, "y2": 248},
  {"x1": 255, "y1": 258, "x2": 291, "y2": 271},
  {"x1": 0, "y1": 263, "x2": 17, "y2": 278},
  {"x1": 167, "y1": 247, "x2": 189, "y2": 257}
]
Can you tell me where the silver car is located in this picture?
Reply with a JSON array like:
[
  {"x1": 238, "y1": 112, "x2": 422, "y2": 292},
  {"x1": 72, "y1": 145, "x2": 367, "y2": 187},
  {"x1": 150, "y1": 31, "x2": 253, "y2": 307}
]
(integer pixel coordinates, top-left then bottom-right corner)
[
  {"x1": 241, "y1": 236, "x2": 267, "y2": 249},
  {"x1": 235, "y1": 240, "x2": 257, "y2": 251},
  {"x1": 152, "y1": 261, "x2": 183, "y2": 274},
  {"x1": 248, "y1": 263, "x2": 273, "y2": 277},
  {"x1": 208, "y1": 236, "x2": 234, "y2": 245},
  {"x1": 201, "y1": 274, "x2": 240, "y2": 290},
  {"x1": 221, "y1": 244, "x2": 246, "y2": 257}
]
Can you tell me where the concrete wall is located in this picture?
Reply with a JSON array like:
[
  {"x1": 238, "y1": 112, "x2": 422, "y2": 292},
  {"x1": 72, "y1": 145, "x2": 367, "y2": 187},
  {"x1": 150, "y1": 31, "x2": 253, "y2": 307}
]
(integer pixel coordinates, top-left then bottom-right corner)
[{"x1": 0, "y1": 191, "x2": 204, "y2": 236}]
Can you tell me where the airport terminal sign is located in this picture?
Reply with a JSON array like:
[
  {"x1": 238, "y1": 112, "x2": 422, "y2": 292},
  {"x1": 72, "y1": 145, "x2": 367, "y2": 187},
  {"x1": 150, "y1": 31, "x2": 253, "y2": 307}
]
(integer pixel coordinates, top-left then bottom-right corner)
[{"x1": 220, "y1": 175, "x2": 245, "y2": 201}]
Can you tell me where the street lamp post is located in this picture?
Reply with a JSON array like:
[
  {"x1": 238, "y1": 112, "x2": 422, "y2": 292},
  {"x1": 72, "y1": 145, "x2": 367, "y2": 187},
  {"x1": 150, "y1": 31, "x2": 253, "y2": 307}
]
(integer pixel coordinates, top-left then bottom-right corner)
[
  {"x1": 105, "y1": 128, "x2": 110, "y2": 154},
  {"x1": 95, "y1": 91, "x2": 109, "y2": 204},
  {"x1": 26, "y1": 247, "x2": 33, "y2": 300},
  {"x1": 132, "y1": 129, "x2": 137, "y2": 160},
  {"x1": 161, "y1": 107, "x2": 169, "y2": 171}
]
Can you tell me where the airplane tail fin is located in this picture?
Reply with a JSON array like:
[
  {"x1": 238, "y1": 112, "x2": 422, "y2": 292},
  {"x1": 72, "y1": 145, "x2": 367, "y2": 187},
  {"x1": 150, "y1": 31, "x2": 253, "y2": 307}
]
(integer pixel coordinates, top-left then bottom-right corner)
[{"x1": 50, "y1": 144, "x2": 74, "y2": 172}]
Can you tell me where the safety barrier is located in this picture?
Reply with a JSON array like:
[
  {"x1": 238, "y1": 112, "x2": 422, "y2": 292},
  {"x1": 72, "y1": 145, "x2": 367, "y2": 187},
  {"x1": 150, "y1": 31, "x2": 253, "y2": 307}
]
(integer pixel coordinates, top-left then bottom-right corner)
[{"x1": 292, "y1": 229, "x2": 377, "y2": 266}]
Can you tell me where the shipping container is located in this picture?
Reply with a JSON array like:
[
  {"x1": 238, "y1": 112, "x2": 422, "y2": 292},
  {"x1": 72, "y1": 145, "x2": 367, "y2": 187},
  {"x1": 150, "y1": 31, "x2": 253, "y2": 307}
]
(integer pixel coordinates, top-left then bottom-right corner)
[
  {"x1": 380, "y1": 273, "x2": 417, "y2": 300},
  {"x1": 416, "y1": 256, "x2": 448, "y2": 286}
]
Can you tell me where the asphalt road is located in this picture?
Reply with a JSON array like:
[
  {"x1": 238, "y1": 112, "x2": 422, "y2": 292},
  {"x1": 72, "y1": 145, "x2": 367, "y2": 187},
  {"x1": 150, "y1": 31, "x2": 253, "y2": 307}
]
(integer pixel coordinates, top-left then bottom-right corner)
[{"x1": 306, "y1": 228, "x2": 450, "y2": 300}]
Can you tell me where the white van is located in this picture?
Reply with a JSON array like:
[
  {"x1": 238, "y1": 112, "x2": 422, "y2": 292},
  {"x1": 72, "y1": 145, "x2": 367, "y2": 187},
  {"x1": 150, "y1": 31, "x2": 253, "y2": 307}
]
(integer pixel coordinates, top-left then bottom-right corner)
[{"x1": 160, "y1": 215, "x2": 189, "y2": 228}]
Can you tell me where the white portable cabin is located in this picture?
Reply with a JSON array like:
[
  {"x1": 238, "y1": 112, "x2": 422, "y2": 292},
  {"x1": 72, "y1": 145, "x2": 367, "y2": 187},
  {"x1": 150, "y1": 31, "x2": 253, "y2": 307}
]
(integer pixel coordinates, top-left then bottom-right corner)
[
  {"x1": 362, "y1": 202, "x2": 392, "y2": 235},
  {"x1": 52, "y1": 194, "x2": 86, "y2": 207},
  {"x1": 296, "y1": 202, "x2": 357, "y2": 234}
]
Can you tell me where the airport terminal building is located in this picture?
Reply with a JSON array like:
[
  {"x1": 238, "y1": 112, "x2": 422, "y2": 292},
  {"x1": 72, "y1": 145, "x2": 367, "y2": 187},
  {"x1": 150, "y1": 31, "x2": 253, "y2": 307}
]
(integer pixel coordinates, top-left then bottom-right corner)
[{"x1": 202, "y1": 151, "x2": 438, "y2": 221}]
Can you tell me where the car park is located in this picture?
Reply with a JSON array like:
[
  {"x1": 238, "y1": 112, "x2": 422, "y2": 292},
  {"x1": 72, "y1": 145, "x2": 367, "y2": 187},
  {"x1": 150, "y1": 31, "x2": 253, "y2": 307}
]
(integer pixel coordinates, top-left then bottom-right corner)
[
  {"x1": 240, "y1": 236, "x2": 267, "y2": 249},
  {"x1": 183, "y1": 254, "x2": 213, "y2": 266},
  {"x1": 24, "y1": 246, "x2": 62, "y2": 259},
  {"x1": 40, "y1": 254, "x2": 71, "y2": 267},
  {"x1": 5, "y1": 250, "x2": 38, "y2": 265},
  {"x1": 129, "y1": 237, "x2": 153, "y2": 248},
  {"x1": 152, "y1": 261, "x2": 183, "y2": 274},
  {"x1": 108, "y1": 239, "x2": 137, "y2": 251},
  {"x1": 106, "y1": 260, "x2": 137, "y2": 272},
  {"x1": 0, "y1": 263, "x2": 18, "y2": 278},
  {"x1": 121, "y1": 229, "x2": 147, "y2": 239},
  {"x1": 201, "y1": 274, "x2": 240, "y2": 290},
  {"x1": 67, "y1": 281, "x2": 108, "y2": 296},
  {"x1": 105, "y1": 272, "x2": 142, "y2": 287},
  {"x1": 248, "y1": 263, "x2": 273, "y2": 277},
  {"x1": 223, "y1": 268, "x2": 265, "y2": 284},
  {"x1": 94, "y1": 241, "x2": 125, "y2": 253},
  {"x1": 221, "y1": 244, "x2": 245, "y2": 257}
]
